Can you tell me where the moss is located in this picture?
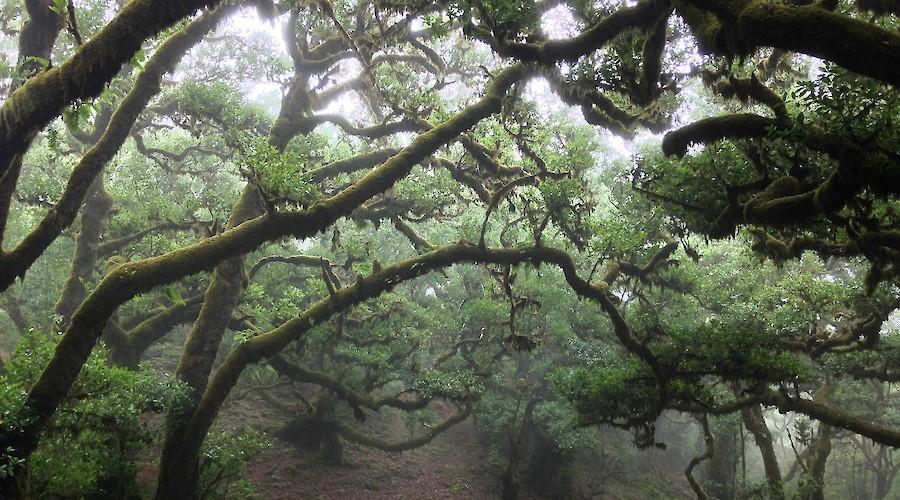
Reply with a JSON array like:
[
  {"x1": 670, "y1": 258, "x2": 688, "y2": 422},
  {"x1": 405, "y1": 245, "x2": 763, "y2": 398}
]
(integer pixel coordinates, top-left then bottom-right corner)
[
  {"x1": 1, "y1": 5, "x2": 236, "y2": 294},
  {"x1": 742, "y1": 176, "x2": 799, "y2": 219},
  {"x1": 736, "y1": 1, "x2": 900, "y2": 86},
  {"x1": 662, "y1": 113, "x2": 774, "y2": 157},
  {"x1": 0, "y1": 0, "x2": 224, "y2": 184}
]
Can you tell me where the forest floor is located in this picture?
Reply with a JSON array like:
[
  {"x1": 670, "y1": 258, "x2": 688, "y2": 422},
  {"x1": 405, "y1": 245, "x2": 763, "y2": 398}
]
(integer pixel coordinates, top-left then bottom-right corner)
[
  {"x1": 141, "y1": 335, "x2": 692, "y2": 499},
  {"x1": 247, "y1": 417, "x2": 517, "y2": 499},
  {"x1": 224, "y1": 393, "x2": 692, "y2": 499},
  {"x1": 226, "y1": 394, "x2": 540, "y2": 499}
]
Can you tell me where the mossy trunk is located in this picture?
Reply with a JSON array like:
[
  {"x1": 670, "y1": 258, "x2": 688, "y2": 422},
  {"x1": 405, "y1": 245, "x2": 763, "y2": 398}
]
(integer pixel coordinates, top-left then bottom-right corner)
[
  {"x1": 741, "y1": 405, "x2": 784, "y2": 500},
  {"x1": 798, "y1": 425, "x2": 833, "y2": 500},
  {"x1": 53, "y1": 178, "x2": 113, "y2": 326},
  {"x1": 155, "y1": 187, "x2": 262, "y2": 500}
]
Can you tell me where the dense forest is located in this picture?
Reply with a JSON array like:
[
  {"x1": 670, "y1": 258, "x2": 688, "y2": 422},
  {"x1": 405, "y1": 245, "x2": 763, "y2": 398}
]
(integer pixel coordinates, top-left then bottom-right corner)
[{"x1": 0, "y1": 0, "x2": 899, "y2": 498}]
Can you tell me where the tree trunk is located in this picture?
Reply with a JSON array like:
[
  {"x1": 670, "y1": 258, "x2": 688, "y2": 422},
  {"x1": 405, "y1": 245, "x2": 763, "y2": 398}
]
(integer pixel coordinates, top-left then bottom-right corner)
[
  {"x1": 740, "y1": 404, "x2": 784, "y2": 500},
  {"x1": 155, "y1": 188, "x2": 262, "y2": 500},
  {"x1": 798, "y1": 424, "x2": 833, "y2": 500},
  {"x1": 54, "y1": 178, "x2": 113, "y2": 326}
]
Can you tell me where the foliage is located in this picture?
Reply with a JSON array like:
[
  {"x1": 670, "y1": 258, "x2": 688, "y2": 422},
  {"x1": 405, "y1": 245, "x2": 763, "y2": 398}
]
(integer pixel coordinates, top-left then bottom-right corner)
[
  {"x1": 198, "y1": 427, "x2": 269, "y2": 500},
  {"x1": 0, "y1": 333, "x2": 186, "y2": 498}
]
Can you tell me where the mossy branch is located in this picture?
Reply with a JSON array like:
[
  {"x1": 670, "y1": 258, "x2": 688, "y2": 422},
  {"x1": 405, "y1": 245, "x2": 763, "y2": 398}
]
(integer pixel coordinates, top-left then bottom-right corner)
[
  {"x1": 662, "y1": 113, "x2": 775, "y2": 157},
  {"x1": 1, "y1": 64, "x2": 529, "y2": 466},
  {"x1": 0, "y1": 5, "x2": 236, "y2": 293},
  {"x1": 492, "y1": 0, "x2": 672, "y2": 63},
  {"x1": 268, "y1": 355, "x2": 430, "y2": 412},
  {"x1": 0, "y1": 0, "x2": 225, "y2": 180},
  {"x1": 678, "y1": 0, "x2": 900, "y2": 86},
  {"x1": 334, "y1": 403, "x2": 471, "y2": 452}
]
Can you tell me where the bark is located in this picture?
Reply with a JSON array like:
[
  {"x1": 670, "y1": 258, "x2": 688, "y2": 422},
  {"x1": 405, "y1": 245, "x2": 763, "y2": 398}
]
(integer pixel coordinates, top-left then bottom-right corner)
[
  {"x1": 662, "y1": 113, "x2": 775, "y2": 157},
  {"x1": 0, "y1": 0, "x2": 225, "y2": 181},
  {"x1": 741, "y1": 405, "x2": 785, "y2": 500},
  {"x1": 0, "y1": 5, "x2": 236, "y2": 292},
  {"x1": 15, "y1": 1, "x2": 64, "y2": 82},
  {"x1": 0, "y1": 0, "x2": 64, "y2": 248},
  {"x1": 485, "y1": 0, "x2": 672, "y2": 63},
  {"x1": 53, "y1": 177, "x2": 113, "y2": 326},
  {"x1": 156, "y1": 22, "x2": 336, "y2": 491},
  {"x1": 2, "y1": 294, "x2": 29, "y2": 334}
]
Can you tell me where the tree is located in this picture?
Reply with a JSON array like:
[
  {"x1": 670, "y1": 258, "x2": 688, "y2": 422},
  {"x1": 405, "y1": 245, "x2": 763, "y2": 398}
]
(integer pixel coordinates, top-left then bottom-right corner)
[{"x1": 0, "y1": 0, "x2": 899, "y2": 498}]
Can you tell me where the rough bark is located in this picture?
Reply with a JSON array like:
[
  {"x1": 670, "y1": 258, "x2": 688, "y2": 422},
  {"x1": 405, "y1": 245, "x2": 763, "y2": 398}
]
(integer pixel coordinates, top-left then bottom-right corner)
[
  {"x1": 0, "y1": 4, "x2": 235, "y2": 292},
  {"x1": 0, "y1": 0, "x2": 225, "y2": 181}
]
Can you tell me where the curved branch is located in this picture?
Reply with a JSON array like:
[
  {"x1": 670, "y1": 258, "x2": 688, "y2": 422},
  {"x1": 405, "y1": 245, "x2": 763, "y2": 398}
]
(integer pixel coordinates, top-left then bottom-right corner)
[
  {"x1": 334, "y1": 403, "x2": 471, "y2": 452},
  {"x1": 0, "y1": 0, "x2": 225, "y2": 179},
  {"x1": 662, "y1": 113, "x2": 775, "y2": 157},
  {"x1": 302, "y1": 148, "x2": 401, "y2": 183},
  {"x1": 98, "y1": 221, "x2": 201, "y2": 256},
  {"x1": 248, "y1": 254, "x2": 333, "y2": 279},
  {"x1": 487, "y1": 0, "x2": 672, "y2": 63},
  {"x1": 0, "y1": 5, "x2": 236, "y2": 292},
  {"x1": 268, "y1": 355, "x2": 430, "y2": 412}
]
